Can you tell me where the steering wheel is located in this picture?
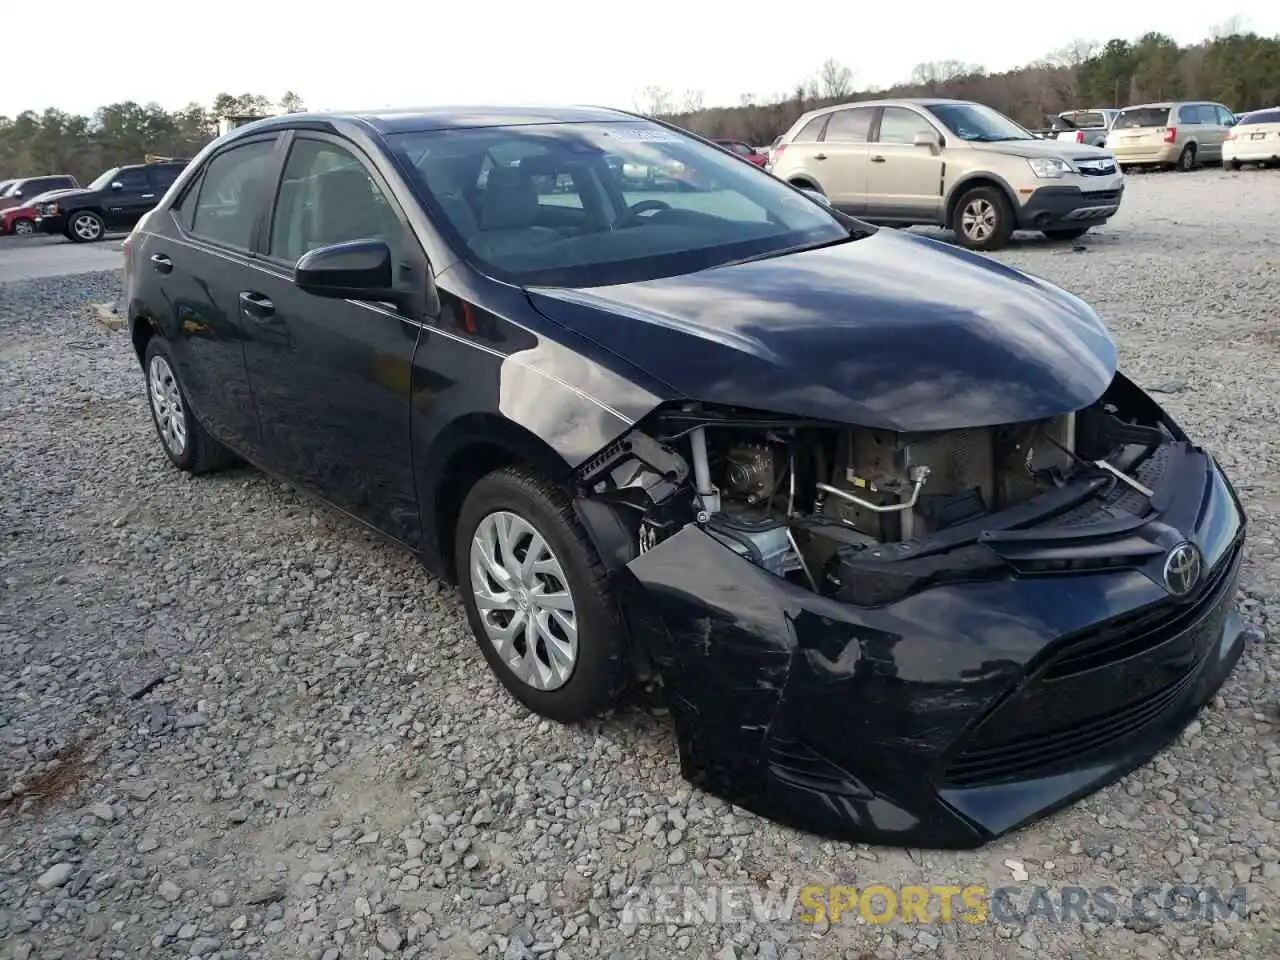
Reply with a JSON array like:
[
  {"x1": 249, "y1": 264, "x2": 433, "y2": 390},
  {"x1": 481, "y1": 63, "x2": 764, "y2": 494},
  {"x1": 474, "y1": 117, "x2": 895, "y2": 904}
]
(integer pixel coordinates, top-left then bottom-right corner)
[{"x1": 616, "y1": 198, "x2": 671, "y2": 228}]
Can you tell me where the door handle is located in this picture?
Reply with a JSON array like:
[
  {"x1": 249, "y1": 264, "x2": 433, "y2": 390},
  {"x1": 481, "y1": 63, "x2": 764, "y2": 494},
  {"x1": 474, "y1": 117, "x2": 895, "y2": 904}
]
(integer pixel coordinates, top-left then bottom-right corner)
[
  {"x1": 239, "y1": 291, "x2": 276, "y2": 321},
  {"x1": 870, "y1": 156, "x2": 886, "y2": 163},
  {"x1": 814, "y1": 153, "x2": 827, "y2": 160},
  {"x1": 150, "y1": 253, "x2": 173, "y2": 274},
  {"x1": 141, "y1": 194, "x2": 155, "y2": 199}
]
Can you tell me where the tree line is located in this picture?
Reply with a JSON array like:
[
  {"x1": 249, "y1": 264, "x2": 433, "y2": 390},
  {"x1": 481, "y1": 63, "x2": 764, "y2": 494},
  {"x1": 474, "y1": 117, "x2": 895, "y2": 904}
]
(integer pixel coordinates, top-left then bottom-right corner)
[
  {"x1": 0, "y1": 93, "x2": 304, "y2": 185},
  {"x1": 642, "y1": 22, "x2": 1280, "y2": 144},
  {"x1": 2, "y1": 21, "x2": 1278, "y2": 182}
]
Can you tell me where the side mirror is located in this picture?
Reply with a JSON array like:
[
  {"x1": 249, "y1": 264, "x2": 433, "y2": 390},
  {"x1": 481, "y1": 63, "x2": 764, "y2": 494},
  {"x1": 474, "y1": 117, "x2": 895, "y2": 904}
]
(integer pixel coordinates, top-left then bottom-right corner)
[
  {"x1": 799, "y1": 188, "x2": 831, "y2": 207},
  {"x1": 912, "y1": 131, "x2": 941, "y2": 151},
  {"x1": 295, "y1": 238, "x2": 398, "y2": 303},
  {"x1": 110, "y1": 182, "x2": 123, "y2": 190}
]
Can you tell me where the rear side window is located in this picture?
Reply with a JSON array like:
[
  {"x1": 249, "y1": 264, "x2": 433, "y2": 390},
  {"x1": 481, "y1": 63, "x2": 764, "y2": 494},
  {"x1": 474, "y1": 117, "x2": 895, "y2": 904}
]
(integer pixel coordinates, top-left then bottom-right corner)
[
  {"x1": 189, "y1": 139, "x2": 277, "y2": 250},
  {"x1": 149, "y1": 165, "x2": 183, "y2": 191},
  {"x1": 1113, "y1": 108, "x2": 1171, "y2": 129},
  {"x1": 791, "y1": 116, "x2": 828, "y2": 142},
  {"x1": 824, "y1": 107, "x2": 874, "y2": 143}
]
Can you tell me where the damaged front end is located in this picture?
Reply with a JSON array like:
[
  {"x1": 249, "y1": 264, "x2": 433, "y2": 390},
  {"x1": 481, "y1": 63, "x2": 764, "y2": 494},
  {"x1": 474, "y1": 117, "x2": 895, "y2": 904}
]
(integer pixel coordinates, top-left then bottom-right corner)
[{"x1": 574, "y1": 372, "x2": 1247, "y2": 848}]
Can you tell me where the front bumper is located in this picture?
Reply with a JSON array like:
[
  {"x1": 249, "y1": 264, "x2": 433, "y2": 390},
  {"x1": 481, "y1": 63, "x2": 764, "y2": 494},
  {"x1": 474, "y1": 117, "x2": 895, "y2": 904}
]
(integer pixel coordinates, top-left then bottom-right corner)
[
  {"x1": 35, "y1": 213, "x2": 67, "y2": 235},
  {"x1": 1018, "y1": 184, "x2": 1124, "y2": 229},
  {"x1": 620, "y1": 441, "x2": 1246, "y2": 848}
]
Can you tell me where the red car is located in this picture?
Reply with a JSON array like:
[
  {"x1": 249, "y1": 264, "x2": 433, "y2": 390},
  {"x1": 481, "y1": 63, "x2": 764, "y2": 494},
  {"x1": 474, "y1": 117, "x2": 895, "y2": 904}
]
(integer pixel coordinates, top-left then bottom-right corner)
[
  {"x1": 0, "y1": 188, "x2": 80, "y2": 236},
  {"x1": 713, "y1": 139, "x2": 769, "y2": 167}
]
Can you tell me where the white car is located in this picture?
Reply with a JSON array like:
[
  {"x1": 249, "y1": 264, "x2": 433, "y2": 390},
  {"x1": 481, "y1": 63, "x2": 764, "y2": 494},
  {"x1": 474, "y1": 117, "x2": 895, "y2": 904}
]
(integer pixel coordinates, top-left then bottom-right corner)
[{"x1": 1224, "y1": 107, "x2": 1280, "y2": 169}]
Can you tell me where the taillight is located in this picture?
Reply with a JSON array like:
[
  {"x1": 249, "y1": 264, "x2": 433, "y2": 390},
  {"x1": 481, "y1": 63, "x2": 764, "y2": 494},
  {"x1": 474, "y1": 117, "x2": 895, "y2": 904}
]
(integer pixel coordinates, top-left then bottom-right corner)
[
  {"x1": 773, "y1": 144, "x2": 787, "y2": 161},
  {"x1": 121, "y1": 232, "x2": 133, "y2": 273},
  {"x1": 1163, "y1": 126, "x2": 1177, "y2": 144},
  {"x1": 1225, "y1": 130, "x2": 1237, "y2": 141},
  {"x1": 1075, "y1": 131, "x2": 1085, "y2": 143}
]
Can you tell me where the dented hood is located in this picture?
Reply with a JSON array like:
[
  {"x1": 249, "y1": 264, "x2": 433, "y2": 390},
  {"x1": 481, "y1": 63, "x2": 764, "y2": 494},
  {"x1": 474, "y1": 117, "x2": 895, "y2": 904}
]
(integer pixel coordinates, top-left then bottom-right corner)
[{"x1": 525, "y1": 229, "x2": 1118, "y2": 431}]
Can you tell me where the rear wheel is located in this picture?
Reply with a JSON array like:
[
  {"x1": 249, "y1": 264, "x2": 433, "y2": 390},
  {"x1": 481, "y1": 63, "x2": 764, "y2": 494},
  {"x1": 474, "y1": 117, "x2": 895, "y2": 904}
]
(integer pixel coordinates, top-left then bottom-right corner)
[
  {"x1": 143, "y1": 337, "x2": 239, "y2": 474},
  {"x1": 1227, "y1": 159, "x2": 1242, "y2": 171},
  {"x1": 951, "y1": 186, "x2": 1014, "y2": 251},
  {"x1": 455, "y1": 466, "x2": 630, "y2": 723},
  {"x1": 1043, "y1": 227, "x2": 1090, "y2": 241},
  {"x1": 67, "y1": 210, "x2": 106, "y2": 243},
  {"x1": 11, "y1": 218, "x2": 34, "y2": 236},
  {"x1": 1176, "y1": 144, "x2": 1197, "y2": 172}
]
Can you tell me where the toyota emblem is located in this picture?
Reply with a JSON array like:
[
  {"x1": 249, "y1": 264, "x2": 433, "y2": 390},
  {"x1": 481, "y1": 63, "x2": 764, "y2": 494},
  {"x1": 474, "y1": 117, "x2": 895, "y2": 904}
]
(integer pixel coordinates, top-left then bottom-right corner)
[{"x1": 1162, "y1": 542, "x2": 1203, "y2": 597}]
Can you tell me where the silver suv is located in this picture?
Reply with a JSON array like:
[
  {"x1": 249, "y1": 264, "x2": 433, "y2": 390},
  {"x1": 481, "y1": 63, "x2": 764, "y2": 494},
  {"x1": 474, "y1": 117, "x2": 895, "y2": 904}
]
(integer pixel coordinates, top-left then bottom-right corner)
[{"x1": 769, "y1": 98, "x2": 1125, "y2": 250}]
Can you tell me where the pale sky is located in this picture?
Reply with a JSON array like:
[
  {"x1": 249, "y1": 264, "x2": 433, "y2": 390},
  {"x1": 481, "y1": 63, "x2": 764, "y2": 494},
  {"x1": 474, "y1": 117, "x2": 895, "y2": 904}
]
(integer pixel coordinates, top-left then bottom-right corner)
[{"x1": 5, "y1": 3, "x2": 1276, "y2": 118}]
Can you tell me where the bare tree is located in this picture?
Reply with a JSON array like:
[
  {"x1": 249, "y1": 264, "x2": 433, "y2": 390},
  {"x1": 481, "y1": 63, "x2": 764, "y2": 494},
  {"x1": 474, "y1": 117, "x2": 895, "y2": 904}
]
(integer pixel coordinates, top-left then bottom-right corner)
[
  {"x1": 1211, "y1": 16, "x2": 1250, "y2": 38},
  {"x1": 910, "y1": 60, "x2": 983, "y2": 88},
  {"x1": 1044, "y1": 39, "x2": 1100, "y2": 69},
  {"x1": 816, "y1": 58, "x2": 855, "y2": 99},
  {"x1": 633, "y1": 85, "x2": 674, "y2": 116},
  {"x1": 681, "y1": 89, "x2": 706, "y2": 113}
]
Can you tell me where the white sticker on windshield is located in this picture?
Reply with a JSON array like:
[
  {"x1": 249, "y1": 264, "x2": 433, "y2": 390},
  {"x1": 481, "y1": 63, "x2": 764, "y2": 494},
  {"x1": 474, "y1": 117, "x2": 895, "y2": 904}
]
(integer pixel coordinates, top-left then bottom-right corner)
[{"x1": 607, "y1": 128, "x2": 681, "y2": 142}]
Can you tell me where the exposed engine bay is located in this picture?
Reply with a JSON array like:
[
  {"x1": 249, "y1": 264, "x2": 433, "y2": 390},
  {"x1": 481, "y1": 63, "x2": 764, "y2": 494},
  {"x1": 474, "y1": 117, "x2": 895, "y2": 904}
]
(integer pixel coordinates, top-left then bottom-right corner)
[{"x1": 575, "y1": 377, "x2": 1176, "y2": 606}]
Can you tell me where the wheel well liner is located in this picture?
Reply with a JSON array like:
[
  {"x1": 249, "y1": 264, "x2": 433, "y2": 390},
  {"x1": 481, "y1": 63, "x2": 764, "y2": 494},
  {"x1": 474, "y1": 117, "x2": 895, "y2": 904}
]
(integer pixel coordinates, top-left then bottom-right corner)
[{"x1": 946, "y1": 175, "x2": 1018, "y2": 222}]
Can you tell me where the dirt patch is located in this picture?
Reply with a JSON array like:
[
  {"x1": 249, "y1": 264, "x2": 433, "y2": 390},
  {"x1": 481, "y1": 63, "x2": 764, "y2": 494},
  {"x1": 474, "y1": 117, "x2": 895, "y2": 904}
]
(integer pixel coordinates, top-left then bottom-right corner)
[{"x1": 1, "y1": 740, "x2": 96, "y2": 816}]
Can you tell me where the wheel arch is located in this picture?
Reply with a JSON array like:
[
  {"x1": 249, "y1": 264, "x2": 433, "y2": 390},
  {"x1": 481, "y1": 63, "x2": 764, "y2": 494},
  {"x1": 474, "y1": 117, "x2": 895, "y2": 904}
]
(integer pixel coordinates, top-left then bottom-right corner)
[{"x1": 945, "y1": 173, "x2": 1019, "y2": 223}]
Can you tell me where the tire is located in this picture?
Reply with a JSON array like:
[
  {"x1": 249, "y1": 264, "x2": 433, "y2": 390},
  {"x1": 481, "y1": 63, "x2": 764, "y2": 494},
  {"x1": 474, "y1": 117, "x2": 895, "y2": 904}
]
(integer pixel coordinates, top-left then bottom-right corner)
[
  {"x1": 1042, "y1": 227, "x2": 1090, "y2": 241},
  {"x1": 66, "y1": 210, "x2": 106, "y2": 243},
  {"x1": 11, "y1": 218, "x2": 34, "y2": 236},
  {"x1": 1227, "y1": 159, "x2": 1241, "y2": 171},
  {"x1": 951, "y1": 185, "x2": 1014, "y2": 251},
  {"x1": 1176, "y1": 144, "x2": 1196, "y2": 172},
  {"x1": 455, "y1": 466, "x2": 630, "y2": 723},
  {"x1": 143, "y1": 336, "x2": 239, "y2": 474}
]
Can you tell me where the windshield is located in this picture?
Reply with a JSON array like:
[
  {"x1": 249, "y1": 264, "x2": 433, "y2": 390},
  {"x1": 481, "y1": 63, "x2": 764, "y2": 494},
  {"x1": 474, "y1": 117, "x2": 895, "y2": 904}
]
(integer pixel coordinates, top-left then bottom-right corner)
[
  {"x1": 0, "y1": 180, "x2": 18, "y2": 198},
  {"x1": 924, "y1": 103, "x2": 1035, "y2": 142},
  {"x1": 1063, "y1": 111, "x2": 1108, "y2": 129},
  {"x1": 1113, "y1": 107, "x2": 1171, "y2": 129},
  {"x1": 386, "y1": 121, "x2": 854, "y2": 287},
  {"x1": 86, "y1": 168, "x2": 121, "y2": 191}
]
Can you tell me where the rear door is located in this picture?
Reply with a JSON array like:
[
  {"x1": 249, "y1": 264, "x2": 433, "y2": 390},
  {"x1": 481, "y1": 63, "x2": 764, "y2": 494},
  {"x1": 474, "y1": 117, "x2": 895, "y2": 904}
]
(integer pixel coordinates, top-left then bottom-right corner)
[
  {"x1": 814, "y1": 105, "x2": 877, "y2": 213},
  {"x1": 147, "y1": 134, "x2": 281, "y2": 459},
  {"x1": 864, "y1": 106, "x2": 945, "y2": 222},
  {"x1": 1199, "y1": 105, "x2": 1231, "y2": 160},
  {"x1": 772, "y1": 114, "x2": 830, "y2": 185},
  {"x1": 240, "y1": 131, "x2": 425, "y2": 547},
  {"x1": 102, "y1": 167, "x2": 157, "y2": 229}
]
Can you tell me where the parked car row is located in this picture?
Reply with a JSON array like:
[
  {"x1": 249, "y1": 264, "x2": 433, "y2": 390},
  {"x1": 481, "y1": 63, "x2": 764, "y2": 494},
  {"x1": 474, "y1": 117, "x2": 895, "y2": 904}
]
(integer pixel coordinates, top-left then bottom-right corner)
[{"x1": 0, "y1": 158, "x2": 191, "y2": 240}]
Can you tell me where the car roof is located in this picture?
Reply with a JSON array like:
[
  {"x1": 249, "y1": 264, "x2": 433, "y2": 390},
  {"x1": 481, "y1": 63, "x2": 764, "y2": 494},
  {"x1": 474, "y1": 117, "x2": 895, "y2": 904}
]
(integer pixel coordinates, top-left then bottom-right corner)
[
  {"x1": 794, "y1": 97, "x2": 976, "y2": 123},
  {"x1": 228, "y1": 105, "x2": 639, "y2": 137}
]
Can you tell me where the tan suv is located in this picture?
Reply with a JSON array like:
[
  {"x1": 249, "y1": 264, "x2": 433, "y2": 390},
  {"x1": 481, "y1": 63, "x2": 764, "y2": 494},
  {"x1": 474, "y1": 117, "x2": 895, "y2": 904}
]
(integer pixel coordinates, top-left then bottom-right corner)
[
  {"x1": 1104, "y1": 101, "x2": 1236, "y2": 171},
  {"x1": 768, "y1": 98, "x2": 1125, "y2": 250}
]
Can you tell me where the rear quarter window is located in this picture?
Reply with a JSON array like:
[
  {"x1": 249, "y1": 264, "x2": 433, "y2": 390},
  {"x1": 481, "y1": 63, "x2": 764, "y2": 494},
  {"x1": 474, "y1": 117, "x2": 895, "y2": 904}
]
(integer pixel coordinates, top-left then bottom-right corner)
[
  {"x1": 1113, "y1": 108, "x2": 1171, "y2": 129},
  {"x1": 790, "y1": 116, "x2": 829, "y2": 142}
]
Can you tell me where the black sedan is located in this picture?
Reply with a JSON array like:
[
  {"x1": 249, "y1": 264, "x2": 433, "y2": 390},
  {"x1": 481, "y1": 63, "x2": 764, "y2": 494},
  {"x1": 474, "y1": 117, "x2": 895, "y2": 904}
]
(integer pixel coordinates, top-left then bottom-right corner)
[{"x1": 121, "y1": 105, "x2": 1247, "y2": 849}]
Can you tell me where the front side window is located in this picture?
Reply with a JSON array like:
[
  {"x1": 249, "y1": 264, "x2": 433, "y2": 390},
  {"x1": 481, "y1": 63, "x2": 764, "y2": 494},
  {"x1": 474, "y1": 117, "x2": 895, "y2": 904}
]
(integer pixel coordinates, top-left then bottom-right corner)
[
  {"x1": 113, "y1": 169, "x2": 150, "y2": 191},
  {"x1": 387, "y1": 120, "x2": 854, "y2": 288},
  {"x1": 876, "y1": 107, "x2": 937, "y2": 144},
  {"x1": 924, "y1": 103, "x2": 1035, "y2": 142},
  {"x1": 189, "y1": 139, "x2": 276, "y2": 250},
  {"x1": 269, "y1": 138, "x2": 408, "y2": 264},
  {"x1": 824, "y1": 108, "x2": 874, "y2": 143}
]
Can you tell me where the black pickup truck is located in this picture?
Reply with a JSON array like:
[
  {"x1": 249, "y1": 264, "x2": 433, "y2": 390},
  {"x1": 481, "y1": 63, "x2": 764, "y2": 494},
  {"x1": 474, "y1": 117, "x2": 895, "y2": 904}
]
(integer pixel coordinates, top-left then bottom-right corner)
[{"x1": 35, "y1": 159, "x2": 190, "y2": 242}]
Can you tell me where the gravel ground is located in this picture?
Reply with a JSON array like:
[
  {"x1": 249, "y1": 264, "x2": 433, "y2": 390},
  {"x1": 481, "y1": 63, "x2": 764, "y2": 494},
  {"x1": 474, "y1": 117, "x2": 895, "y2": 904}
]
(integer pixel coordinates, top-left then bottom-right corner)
[{"x1": 2, "y1": 167, "x2": 1280, "y2": 960}]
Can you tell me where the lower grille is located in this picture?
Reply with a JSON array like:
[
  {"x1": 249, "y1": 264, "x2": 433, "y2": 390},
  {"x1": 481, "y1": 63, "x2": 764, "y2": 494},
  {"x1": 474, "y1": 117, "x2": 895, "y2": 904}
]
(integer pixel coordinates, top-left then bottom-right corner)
[
  {"x1": 1082, "y1": 189, "x2": 1122, "y2": 204},
  {"x1": 942, "y1": 664, "x2": 1198, "y2": 787}
]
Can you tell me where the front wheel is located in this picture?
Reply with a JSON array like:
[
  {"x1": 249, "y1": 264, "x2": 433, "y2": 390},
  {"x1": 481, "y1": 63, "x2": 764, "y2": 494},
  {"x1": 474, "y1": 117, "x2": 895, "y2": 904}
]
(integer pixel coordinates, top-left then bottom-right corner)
[
  {"x1": 11, "y1": 218, "x2": 35, "y2": 236},
  {"x1": 455, "y1": 466, "x2": 630, "y2": 723},
  {"x1": 1042, "y1": 227, "x2": 1090, "y2": 241},
  {"x1": 67, "y1": 210, "x2": 106, "y2": 243},
  {"x1": 951, "y1": 186, "x2": 1014, "y2": 251}
]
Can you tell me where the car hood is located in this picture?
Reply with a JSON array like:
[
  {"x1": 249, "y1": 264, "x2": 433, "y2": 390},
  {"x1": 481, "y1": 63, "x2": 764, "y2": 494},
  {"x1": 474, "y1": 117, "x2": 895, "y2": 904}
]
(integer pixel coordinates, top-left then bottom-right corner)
[
  {"x1": 525, "y1": 229, "x2": 1118, "y2": 432},
  {"x1": 969, "y1": 138, "x2": 1112, "y2": 160},
  {"x1": 36, "y1": 188, "x2": 94, "y2": 205}
]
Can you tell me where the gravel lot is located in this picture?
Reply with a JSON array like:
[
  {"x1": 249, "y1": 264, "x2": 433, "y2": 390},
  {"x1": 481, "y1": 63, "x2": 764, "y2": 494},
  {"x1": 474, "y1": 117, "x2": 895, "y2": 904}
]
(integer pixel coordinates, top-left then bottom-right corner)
[{"x1": 3, "y1": 167, "x2": 1280, "y2": 960}]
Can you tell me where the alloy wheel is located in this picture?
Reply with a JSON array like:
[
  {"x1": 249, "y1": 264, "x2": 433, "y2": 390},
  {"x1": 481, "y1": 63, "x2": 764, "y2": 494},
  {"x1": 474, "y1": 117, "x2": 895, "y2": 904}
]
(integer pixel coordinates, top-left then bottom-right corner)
[
  {"x1": 148, "y1": 356, "x2": 188, "y2": 456},
  {"x1": 72, "y1": 213, "x2": 103, "y2": 241},
  {"x1": 13, "y1": 220, "x2": 34, "y2": 236},
  {"x1": 961, "y1": 198, "x2": 997, "y2": 243},
  {"x1": 469, "y1": 509, "x2": 578, "y2": 691}
]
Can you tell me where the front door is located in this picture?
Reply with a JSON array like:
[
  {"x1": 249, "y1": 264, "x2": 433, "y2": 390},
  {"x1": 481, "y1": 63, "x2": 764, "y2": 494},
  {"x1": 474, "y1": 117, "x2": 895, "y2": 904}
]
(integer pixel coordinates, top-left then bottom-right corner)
[
  {"x1": 864, "y1": 107, "x2": 945, "y2": 223},
  {"x1": 241, "y1": 132, "x2": 424, "y2": 548},
  {"x1": 102, "y1": 167, "x2": 157, "y2": 229}
]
